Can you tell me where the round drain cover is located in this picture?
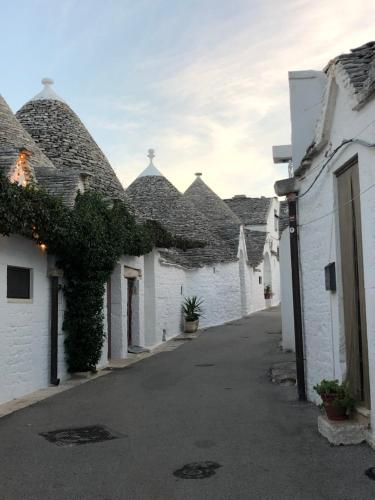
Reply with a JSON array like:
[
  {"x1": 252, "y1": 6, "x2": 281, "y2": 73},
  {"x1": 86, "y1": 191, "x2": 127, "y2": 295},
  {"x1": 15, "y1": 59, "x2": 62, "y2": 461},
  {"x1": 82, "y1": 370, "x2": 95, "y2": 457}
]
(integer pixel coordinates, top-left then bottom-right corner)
[
  {"x1": 365, "y1": 468, "x2": 375, "y2": 480},
  {"x1": 173, "y1": 461, "x2": 221, "y2": 479}
]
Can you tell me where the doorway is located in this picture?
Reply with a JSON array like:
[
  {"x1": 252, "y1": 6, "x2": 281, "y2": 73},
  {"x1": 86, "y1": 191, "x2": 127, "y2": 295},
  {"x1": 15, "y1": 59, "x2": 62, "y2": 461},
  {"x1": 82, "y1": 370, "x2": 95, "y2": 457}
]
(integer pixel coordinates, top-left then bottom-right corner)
[
  {"x1": 337, "y1": 160, "x2": 370, "y2": 408},
  {"x1": 127, "y1": 278, "x2": 136, "y2": 347}
]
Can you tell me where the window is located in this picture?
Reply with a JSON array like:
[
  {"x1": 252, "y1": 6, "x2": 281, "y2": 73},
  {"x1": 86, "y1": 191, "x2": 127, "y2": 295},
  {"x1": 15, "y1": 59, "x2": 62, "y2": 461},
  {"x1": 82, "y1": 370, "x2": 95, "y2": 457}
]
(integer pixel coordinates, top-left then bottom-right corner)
[
  {"x1": 7, "y1": 266, "x2": 31, "y2": 299},
  {"x1": 259, "y1": 276, "x2": 262, "y2": 285}
]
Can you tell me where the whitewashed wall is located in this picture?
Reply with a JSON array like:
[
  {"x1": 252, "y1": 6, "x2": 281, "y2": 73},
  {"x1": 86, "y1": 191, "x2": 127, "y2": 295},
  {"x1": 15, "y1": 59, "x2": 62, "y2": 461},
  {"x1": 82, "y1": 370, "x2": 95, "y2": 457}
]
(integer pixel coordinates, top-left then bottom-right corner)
[
  {"x1": 185, "y1": 261, "x2": 242, "y2": 328},
  {"x1": 293, "y1": 69, "x2": 375, "y2": 449},
  {"x1": 248, "y1": 261, "x2": 266, "y2": 314},
  {"x1": 101, "y1": 255, "x2": 144, "y2": 363},
  {"x1": 153, "y1": 259, "x2": 186, "y2": 344},
  {"x1": 266, "y1": 198, "x2": 281, "y2": 306},
  {"x1": 279, "y1": 229, "x2": 295, "y2": 351},
  {"x1": 0, "y1": 235, "x2": 50, "y2": 404}
]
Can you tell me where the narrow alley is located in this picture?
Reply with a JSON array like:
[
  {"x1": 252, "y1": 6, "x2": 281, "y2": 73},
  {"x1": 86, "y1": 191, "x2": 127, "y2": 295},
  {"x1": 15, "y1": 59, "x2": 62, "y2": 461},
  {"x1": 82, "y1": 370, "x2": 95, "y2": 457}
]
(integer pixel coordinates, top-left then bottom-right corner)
[{"x1": 1, "y1": 309, "x2": 374, "y2": 500}]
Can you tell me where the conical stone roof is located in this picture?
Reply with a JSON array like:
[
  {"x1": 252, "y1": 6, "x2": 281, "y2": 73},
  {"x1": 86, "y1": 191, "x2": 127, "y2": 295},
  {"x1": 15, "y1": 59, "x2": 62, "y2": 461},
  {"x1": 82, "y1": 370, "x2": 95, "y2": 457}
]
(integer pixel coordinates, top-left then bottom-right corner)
[
  {"x1": 125, "y1": 158, "x2": 234, "y2": 268},
  {"x1": 184, "y1": 174, "x2": 241, "y2": 258},
  {"x1": 0, "y1": 94, "x2": 56, "y2": 176},
  {"x1": 16, "y1": 79, "x2": 125, "y2": 200},
  {"x1": 0, "y1": 94, "x2": 83, "y2": 207}
]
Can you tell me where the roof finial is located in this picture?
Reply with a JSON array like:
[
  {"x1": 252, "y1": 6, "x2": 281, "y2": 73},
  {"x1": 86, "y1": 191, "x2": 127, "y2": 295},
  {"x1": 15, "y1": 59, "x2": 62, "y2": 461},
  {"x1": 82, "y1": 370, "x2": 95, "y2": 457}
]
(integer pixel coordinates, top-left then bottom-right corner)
[
  {"x1": 147, "y1": 148, "x2": 155, "y2": 164},
  {"x1": 195, "y1": 172, "x2": 202, "y2": 177},
  {"x1": 41, "y1": 77, "x2": 54, "y2": 86}
]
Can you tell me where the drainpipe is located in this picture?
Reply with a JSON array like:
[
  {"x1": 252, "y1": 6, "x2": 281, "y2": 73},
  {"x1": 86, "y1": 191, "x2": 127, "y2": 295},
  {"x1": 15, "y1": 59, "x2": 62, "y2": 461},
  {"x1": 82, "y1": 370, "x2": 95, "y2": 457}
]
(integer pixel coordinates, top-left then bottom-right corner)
[
  {"x1": 49, "y1": 272, "x2": 60, "y2": 386},
  {"x1": 287, "y1": 193, "x2": 306, "y2": 401}
]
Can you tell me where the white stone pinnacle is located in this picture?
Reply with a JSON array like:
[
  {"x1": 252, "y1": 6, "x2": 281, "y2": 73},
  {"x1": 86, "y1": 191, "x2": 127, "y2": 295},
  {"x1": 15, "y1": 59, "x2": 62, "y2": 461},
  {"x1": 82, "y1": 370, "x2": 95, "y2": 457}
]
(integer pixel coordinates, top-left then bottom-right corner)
[
  {"x1": 30, "y1": 78, "x2": 65, "y2": 103},
  {"x1": 137, "y1": 149, "x2": 163, "y2": 178}
]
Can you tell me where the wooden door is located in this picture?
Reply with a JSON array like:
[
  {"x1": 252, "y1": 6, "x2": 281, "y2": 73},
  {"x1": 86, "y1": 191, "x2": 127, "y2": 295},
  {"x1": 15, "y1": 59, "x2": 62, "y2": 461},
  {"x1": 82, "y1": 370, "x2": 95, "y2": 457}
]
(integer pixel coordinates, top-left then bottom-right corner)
[
  {"x1": 127, "y1": 278, "x2": 135, "y2": 346},
  {"x1": 337, "y1": 161, "x2": 370, "y2": 408}
]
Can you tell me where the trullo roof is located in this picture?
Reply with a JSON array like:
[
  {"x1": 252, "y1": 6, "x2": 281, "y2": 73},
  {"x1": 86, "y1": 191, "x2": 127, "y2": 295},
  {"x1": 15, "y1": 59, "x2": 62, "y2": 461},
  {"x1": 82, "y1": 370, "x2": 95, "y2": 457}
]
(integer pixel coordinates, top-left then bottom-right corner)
[
  {"x1": 125, "y1": 156, "x2": 234, "y2": 268},
  {"x1": 184, "y1": 174, "x2": 241, "y2": 258},
  {"x1": 16, "y1": 79, "x2": 125, "y2": 200}
]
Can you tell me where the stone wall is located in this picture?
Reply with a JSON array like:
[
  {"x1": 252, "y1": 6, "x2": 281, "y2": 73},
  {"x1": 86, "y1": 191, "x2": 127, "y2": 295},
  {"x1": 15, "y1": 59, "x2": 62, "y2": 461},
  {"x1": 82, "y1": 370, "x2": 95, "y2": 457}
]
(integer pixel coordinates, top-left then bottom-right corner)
[
  {"x1": 294, "y1": 70, "x2": 375, "y2": 442},
  {"x1": 0, "y1": 235, "x2": 50, "y2": 404}
]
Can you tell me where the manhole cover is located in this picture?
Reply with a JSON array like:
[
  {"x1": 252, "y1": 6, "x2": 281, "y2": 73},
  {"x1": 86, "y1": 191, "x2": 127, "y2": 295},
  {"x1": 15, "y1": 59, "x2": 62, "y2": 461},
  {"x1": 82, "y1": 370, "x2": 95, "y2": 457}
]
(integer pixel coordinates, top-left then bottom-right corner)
[
  {"x1": 173, "y1": 461, "x2": 221, "y2": 479},
  {"x1": 365, "y1": 468, "x2": 375, "y2": 480},
  {"x1": 40, "y1": 425, "x2": 124, "y2": 447},
  {"x1": 195, "y1": 363, "x2": 215, "y2": 367}
]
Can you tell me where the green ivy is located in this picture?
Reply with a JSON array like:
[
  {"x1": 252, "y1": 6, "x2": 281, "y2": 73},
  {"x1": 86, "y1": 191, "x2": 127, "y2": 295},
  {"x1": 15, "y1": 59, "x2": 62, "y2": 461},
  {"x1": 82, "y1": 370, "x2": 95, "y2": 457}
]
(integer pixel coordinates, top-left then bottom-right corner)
[{"x1": 0, "y1": 175, "x2": 203, "y2": 372}]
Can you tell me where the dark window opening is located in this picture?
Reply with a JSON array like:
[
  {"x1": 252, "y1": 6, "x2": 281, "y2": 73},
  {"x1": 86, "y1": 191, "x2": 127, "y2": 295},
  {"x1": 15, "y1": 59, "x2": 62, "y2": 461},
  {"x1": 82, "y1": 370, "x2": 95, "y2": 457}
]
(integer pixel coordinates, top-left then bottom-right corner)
[
  {"x1": 259, "y1": 276, "x2": 262, "y2": 285},
  {"x1": 7, "y1": 266, "x2": 31, "y2": 299}
]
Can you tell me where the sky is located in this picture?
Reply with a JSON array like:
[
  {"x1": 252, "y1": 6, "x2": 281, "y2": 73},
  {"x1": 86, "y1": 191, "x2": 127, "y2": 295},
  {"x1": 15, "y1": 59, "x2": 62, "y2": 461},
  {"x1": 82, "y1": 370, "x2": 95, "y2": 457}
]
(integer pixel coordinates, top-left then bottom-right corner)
[{"x1": 1, "y1": 0, "x2": 375, "y2": 198}]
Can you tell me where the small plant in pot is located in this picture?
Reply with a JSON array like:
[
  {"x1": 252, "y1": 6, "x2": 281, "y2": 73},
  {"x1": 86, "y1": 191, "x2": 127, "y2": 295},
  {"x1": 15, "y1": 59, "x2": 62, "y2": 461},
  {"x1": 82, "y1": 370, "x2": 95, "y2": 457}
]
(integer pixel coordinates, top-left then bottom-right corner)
[
  {"x1": 313, "y1": 379, "x2": 355, "y2": 421},
  {"x1": 264, "y1": 285, "x2": 272, "y2": 299},
  {"x1": 182, "y1": 296, "x2": 204, "y2": 333}
]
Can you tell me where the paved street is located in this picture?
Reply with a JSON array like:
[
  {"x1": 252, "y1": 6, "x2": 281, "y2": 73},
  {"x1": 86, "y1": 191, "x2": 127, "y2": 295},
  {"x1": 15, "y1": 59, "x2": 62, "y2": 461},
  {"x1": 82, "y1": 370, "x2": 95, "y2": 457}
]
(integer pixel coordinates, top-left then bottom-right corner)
[{"x1": 1, "y1": 308, "x2": 375, "y2": 500}]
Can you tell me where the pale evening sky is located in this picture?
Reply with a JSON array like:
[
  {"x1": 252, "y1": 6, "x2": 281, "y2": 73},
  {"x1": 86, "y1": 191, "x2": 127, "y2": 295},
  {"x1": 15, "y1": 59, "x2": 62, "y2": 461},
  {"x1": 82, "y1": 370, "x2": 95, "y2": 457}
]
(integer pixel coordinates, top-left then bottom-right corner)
[{"x1": 1, "y1": 0, "x2": 375, "y2": 198}]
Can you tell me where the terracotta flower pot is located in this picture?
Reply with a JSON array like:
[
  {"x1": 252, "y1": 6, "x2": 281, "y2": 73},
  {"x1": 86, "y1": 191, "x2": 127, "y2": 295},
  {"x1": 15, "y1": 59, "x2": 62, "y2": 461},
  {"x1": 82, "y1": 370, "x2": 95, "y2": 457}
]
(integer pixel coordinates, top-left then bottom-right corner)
[
  {"x1": 321, "y1": 394, "x2": 348, "y2": 421},
  {"x1": 184, "y1": 319, "x2": 199, "y2": 333}
]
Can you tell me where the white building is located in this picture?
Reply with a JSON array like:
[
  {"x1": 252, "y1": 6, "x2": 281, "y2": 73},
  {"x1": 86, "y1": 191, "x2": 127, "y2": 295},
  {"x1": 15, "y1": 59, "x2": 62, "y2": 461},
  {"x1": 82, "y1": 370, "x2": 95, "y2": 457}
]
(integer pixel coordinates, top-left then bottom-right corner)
[
  {"x1": 0, "y1": 78, "x2": 280, "y2": 406},
  {"x1": 274, "y1": 41, "x2": 375, "y2": 445},
  {"x1": 224, "y1": 195, "x2": 281, "y2": 308}
]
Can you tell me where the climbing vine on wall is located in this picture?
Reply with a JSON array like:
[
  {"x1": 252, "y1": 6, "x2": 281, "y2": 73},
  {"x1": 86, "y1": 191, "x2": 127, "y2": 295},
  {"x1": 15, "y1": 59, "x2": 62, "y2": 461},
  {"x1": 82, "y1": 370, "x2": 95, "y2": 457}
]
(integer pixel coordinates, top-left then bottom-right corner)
[{"x1": 0, "y1": 175, "x2": 204, "y2": 372}]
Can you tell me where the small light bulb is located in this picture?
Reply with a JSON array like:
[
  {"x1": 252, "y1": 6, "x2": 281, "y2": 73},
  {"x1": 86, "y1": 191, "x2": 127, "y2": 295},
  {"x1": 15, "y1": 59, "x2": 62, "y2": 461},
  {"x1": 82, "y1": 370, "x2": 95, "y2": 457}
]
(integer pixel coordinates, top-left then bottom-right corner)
[{"x1": 39, "y1": 243, "x2": 47, "y2": 251}]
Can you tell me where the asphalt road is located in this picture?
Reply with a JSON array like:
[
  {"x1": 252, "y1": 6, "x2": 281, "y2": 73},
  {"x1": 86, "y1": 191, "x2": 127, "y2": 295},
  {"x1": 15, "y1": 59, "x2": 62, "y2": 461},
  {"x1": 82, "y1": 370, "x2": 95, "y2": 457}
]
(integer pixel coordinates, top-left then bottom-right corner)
[{"x1": 1, "y1": 308, "x2": 375, "y2": 500}]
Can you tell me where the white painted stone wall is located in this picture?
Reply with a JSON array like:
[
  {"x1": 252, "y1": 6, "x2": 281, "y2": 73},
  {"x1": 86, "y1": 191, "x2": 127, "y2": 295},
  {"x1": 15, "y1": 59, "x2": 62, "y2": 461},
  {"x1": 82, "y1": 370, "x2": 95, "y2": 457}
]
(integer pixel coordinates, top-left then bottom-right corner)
[
  {"x1": 101, "y1": 255, "x2": 145, "y2": 363},
  {"x1": 248, "y1": 261, "x2": 266, "y2": 314},
  {"x1": 0, "y1": 235, "x2": 50, "y2": 404},
  {"x1": 260, "y1": 197, "x2": 281, "y2": 307},
  {"x1": 289, "y1": 70, "x2": 327, "y2": 168},
  {"x1": 290, "y1": 69, "x2": 375, "y2": 448},
  {"x1": 279, "y1": 229, "x2": 295, "y2": 351},
  {"x1": 185, "y1": 261, "x2": 242, "y2": 328},
  {"x1": 153, "y1": 259, "x2": 186, "y2": 344}
]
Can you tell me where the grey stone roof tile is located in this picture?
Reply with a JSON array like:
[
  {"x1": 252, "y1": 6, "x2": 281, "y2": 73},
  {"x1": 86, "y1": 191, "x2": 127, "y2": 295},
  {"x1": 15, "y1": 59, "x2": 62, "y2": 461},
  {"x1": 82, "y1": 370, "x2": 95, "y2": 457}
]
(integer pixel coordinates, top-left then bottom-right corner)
[
  {"x1": 223, "y1": 195, "x2": 272, "y2": 225},
  {"x1": 16, "y1": 95, "x2": 125, "y2": 200},
  {"x1": 0, "y1": 95, "x2": 56, "y2": 178},
  {"x1": 184, "y1": 175, "x2": 241, "y2": 258},
  {"x1": 329, "y1": 41, "x2": 375, "y2": 108},
  {"x1": 244, "y1": 230, "x2": 267, "y2": 268},
  {"x1": 125, "y1": 173, "x2": 235, "y2": 268}
]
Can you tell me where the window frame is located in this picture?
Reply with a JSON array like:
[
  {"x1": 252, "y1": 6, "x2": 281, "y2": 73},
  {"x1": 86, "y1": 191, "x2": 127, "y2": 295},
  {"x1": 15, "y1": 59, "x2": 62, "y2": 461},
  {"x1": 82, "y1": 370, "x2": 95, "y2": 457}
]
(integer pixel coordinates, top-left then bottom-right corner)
[{"x1": 7, "y1": 265, "x2": 33, "y2": 303}]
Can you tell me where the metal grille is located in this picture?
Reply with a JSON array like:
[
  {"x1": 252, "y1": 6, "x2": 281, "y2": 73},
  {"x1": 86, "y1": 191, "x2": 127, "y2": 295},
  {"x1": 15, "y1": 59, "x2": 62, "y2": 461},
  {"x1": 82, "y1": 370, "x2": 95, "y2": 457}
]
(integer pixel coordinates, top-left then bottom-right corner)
[{"x1": 40, "y1": 425, "x2": 123, "y2": 447}]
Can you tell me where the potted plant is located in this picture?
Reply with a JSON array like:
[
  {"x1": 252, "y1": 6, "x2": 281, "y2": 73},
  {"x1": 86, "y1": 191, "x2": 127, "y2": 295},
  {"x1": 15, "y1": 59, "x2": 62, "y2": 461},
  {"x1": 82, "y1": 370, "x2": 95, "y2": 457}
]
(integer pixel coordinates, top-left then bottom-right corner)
[
  {"x1": 313, "y1": 379, "x2": 355, "y2": 421},
  {"x1": 182, "y1": 296, "x2": 204, "y2": 333},
  {"x1": 264, "y1": 285, "x2": 272, "y2": 299}
]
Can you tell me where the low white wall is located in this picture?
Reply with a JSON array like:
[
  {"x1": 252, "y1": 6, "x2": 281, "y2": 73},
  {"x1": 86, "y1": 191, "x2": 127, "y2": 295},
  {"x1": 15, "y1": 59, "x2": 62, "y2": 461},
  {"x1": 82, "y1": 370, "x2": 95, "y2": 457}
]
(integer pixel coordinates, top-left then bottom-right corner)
[
  {"x1": 279, "y1": 230, "x2": 295, "y2": 351},
  {"x1": 185, "y1": 261, "x2": 242, "y2": 328},
  {"x1": 0, "y1": 235, "x2": 50, "y2": 404}
]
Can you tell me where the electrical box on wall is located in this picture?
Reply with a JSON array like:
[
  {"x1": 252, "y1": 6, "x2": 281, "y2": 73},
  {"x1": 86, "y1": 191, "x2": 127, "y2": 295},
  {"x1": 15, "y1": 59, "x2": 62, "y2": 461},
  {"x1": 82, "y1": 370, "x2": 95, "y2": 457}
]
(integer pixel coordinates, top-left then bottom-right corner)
[{"x1": 324, "y1": 262, "x2": 336, "y2": 291}]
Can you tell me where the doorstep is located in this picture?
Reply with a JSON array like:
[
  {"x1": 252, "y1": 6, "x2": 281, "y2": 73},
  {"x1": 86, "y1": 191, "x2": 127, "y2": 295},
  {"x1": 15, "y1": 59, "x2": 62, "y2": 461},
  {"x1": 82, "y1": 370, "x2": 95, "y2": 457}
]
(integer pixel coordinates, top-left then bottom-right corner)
[{"x1": 318, "y1": 415, "x2": 369, "y2": 445}]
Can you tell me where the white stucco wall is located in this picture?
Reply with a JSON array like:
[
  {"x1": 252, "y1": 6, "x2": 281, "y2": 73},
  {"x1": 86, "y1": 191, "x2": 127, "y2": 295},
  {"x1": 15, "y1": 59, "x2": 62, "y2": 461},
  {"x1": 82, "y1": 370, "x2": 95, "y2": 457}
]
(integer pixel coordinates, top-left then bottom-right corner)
[
  {"x1": 264, "y1": 198, "x2": 281, "y2": 306},
  {"x1": 101, "y1": 255, "x2": 145, "y2": 362},
  {"x1": 292, "y1": 69, "x2": 375, "y2": 447},
  {"x1": 154, "y1": 259, "x2": 186, "y2": 345},
  {"x1": 279, "y1": 229, "x2": 295, "y2": 351},
  {"x1": 289, "y1": 70, "x2": 327, "y2": 168},
  {"x1": 0, "y1": 235, "x2": 51, "y2": 404},
  {"x1": 185, "y1": 261, "x2": 242, "y2": 328}
]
